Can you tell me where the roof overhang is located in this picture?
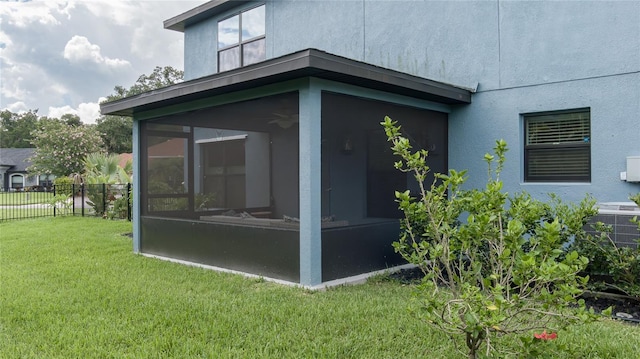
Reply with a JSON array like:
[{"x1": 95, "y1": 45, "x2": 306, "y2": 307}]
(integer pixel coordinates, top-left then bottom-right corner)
[
  {"x1": 164, "y1": 0, "x2": 251, "y2": 32},
  {"x1": 100, "y1": 49, "x2": 472, "y2": 118}
]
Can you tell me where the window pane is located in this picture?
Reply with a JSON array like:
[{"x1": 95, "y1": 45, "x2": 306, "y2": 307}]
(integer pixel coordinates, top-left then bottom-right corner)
[
  {"x1": 241, "y1": 5, "x2": 265, "y2": 41},
  {"x1": 194, "y1": 129, "x2": 273, "y2": 213},
  {"x1": 524, "y1": 109, "x2": 591, "y2": 182},
  {"x1": 219, "y1": 46, "x2": 241, "y2": 72},
  {"x1": 201, "y1": 139, "x2": 246, "y2": 209},
  {"x1": 526, "y1": 147, "x2": 590, "y2": 180},
  {"x1": 242, "y1": 38, "x2": 266, "y2": 66},
  {"x1": 11, "y1": 175, "x2": 23, "y2": 186},
  {"x1": 526, "y1": 111, "x2": 590, "y2": 145},
  {"x1": 218, "y1": 15, "x2": 239, "y2": 48},
  {"x1": 147, "y1": 136, "x2": 187, "y2": 194}
]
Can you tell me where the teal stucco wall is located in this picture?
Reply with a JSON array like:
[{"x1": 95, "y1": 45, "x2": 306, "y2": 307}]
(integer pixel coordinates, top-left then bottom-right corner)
[{"x1": 181, "y1": 0, "x2": 640, "y2": 203}]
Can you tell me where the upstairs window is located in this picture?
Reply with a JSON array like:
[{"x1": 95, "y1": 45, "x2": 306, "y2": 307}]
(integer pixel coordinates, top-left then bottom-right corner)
[
  {"x1": 524, "y1": 109, "x2": 591, "y2": 182},
  {"x1": 218, "y1": 4, "x2": 265, "y2": 72}
]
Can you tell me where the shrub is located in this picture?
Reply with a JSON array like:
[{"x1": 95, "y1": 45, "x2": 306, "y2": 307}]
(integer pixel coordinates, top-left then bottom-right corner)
[
  {"x1": 48, "y1": 194, "x2": 72, "y2": 216},
  {"x1": 569, "y1": 193, "x2": 640, "y2": 298},
  {"x1": 108, "y1": 190, "x2": 130, "y2": 220},
  {"x1": 82, "y1": 153, "x2": 132, "y2": 219},
  {"x1": 53, "y1": 177, "x2": 74, "y2": 197},
  {"x1": 382, "y1": 117, "x2": 599, "y2": 359}
]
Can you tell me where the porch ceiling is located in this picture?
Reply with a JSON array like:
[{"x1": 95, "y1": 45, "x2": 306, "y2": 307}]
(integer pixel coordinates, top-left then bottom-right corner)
[{"x1": 100, "y1": 49, "x2": 472, "y2": 118}]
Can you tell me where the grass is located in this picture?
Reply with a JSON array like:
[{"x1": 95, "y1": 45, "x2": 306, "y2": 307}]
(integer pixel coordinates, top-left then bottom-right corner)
[
  {"x1": 0, "y1": 191, "x2": 54, "y2": 205},
  {"x1": 0, "y1": 191, "x2": 57, "y2": 220},
  {"x1": 1, "y1": 217, "x2": 639, "y2": 358},
  {"x1": 0, "y1": 207, "x2": 56, "y2": 221}
]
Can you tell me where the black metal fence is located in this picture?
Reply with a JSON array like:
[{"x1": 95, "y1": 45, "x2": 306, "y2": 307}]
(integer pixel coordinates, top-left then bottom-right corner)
[{"x1": 0, "y1": 183, "x2": 132, "y2": 222}]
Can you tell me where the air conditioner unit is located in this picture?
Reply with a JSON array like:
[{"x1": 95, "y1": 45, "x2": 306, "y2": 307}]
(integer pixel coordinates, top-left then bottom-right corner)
[
  {"x1": 585, "y1": 202, "x2": 640, "y2": 249},
  {"x1": 627, "y1": 156, "x2": 640, "y2": 182}
]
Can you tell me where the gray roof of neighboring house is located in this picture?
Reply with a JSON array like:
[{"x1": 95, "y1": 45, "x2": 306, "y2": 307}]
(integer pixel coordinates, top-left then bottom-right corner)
[{"x1": 0, "y1": 148, "x2": 35, "y2": 172}]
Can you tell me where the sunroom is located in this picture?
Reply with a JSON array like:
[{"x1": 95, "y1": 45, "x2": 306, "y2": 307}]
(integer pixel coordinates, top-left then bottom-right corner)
[{"x1": 101, "y1": 49, "x2": 471, "y2": 287}]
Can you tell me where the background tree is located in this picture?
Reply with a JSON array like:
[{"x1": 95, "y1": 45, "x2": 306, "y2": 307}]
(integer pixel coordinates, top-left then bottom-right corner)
[
  {"x1": 104, "y1": 66, "x2": 184, "y2": 101},
  {"x1": 95, "y1": 116, "x2": 133, "y2": 154},
  {"x1": 28, "y1": 120, "x2": 104, "y2": 177},
  {"x1": 61, "y1": 113, "x2": 82, "y2": 127},
  {"x1": 0, "y1": 109, "x2": 39, "y2": 148},
  {"x1": 96, "y1": 66, "x2": 184, "y2": 154}
]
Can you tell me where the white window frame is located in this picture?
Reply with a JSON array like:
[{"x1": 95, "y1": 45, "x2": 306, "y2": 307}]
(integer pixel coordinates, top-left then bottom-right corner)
[{"x1": 10, "y1": 174, "x2": 25, "y2": 190}]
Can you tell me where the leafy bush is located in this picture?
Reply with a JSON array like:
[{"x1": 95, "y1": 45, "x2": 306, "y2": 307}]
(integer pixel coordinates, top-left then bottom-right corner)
[
  {"x1": 53, "y1": 177, "x2": 74, "y2": 197},
  {"x1": 48, "y1": 194, "x2": 72, "y2": 216},
  {"x1": 382, "y1": 117, "x2": 599, "y2": 359},
  {"x1": 569, "y1": 193, "x2": 640, "y2": 298},
  {"x1": 83, "y1": 183, "x2": 131, "y2": 219},
  {"x1": 108, "y1": 190, "x2": 130, "y2": 220},
  {"x1": 195, "y1": 193, "x2": 216, "y2": 211},
  {"x1": 82, "y1": 153, "x2": 132, "y2": 219}
]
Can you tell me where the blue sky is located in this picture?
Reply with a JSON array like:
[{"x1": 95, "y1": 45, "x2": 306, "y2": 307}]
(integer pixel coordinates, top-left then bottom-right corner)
[{"x1": 0, "y1": 0, "x2": 202, "y2": 123}]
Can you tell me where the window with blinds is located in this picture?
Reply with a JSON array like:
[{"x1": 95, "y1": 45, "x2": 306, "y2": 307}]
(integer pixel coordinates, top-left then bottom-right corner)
[{"x1": 524, "y1": 109, "x2": 591, "y2": 182}]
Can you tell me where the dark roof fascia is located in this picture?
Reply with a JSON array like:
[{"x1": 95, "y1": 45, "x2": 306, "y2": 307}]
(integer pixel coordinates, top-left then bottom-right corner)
[
  {"x1": 100, "y1": 49, "x2": 472, "y2": 118},
  {"x1": 306, "y1": 51, "x2": 471, "y2": 104},
  {"x1": 164, "y1": 0, "x2": 252, "y2": 32}
]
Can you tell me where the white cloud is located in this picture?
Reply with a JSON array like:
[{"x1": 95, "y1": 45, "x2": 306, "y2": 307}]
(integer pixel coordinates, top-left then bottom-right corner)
[
  {"x1": 63, "y1": 35, "x2": 102, "y2": 63},
  {"x1": 0, "y1": 30, "x2": 14, "y2": 50},
  {"x1": 48, "y1": 105, "x2": 76, "y2": 120},
  {"x1": 47, "y1": 100, "x2": 103, "y2": 124},
  {"x1": 49, "y1": 83, "x2": 69, "y2": 97},
  {"x1": 0, "y1": 58, "x2": 30, "y2": 101},
  {"x1": 81, "y1": 1, "x2": 139, "y2": 27},
  {"x1": 56, "y1": 1, "x2": 76, "y2": 20},
  {"x1": 77, "y1": 101, "x2": 102, "y2": 124},
  {"x1": 63, "y1": 35, "x2": 130, "y2": 69},
  {"x1": 1, "y1": 1, "x2": 198, "y2": 123},
  {"x1": 0, "y1": 1, "x2": 65, "y2": 28},
  {"x1": 6, "y1": 101, "x2": 28, "y2": 113}
]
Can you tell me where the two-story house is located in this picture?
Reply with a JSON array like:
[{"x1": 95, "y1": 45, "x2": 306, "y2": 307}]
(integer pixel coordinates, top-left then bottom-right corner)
[{"x1": 101, "y1": 0, "x2": 640, "y2": 288}]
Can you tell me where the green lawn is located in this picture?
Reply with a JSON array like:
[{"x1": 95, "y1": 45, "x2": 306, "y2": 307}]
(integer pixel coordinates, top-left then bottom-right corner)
[
  {"x1": 0, "y1": 207, "x2": 55, "y2": 221},
  {"x1": 0, "y1": 191, "x2": 75, "y2": 220},
  {"x1": 1, "y1": 217, "x2": 639, "y2": 358},
  {"x1": 0, "y1": 191, "x2": 54, "y2": 205}
]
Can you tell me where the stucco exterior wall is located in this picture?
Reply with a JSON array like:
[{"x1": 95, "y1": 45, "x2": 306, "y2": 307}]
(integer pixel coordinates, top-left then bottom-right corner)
[
  {"x1": 181, "y1": 0, "x2": 640, "y2": 202},
  {"x1": 450, "y1": 72, "x2": 640, "y2": 204},
  {"x1": 183, "y1": 17, "x2": 217, "y2": 80}
]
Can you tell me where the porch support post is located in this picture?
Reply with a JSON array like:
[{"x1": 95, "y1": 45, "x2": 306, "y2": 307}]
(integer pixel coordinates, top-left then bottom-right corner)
[
  {"x1": 132, "y1": 119, "x2": 141, "y2": 253},
  {"x1": 298, "y1": 79, "x2": 322, "y2": 286}
]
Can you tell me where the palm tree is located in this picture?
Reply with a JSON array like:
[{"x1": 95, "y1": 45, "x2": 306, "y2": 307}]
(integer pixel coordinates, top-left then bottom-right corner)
[{"x1": 83, "y1": 153, "x2": 132, "y2": 184}]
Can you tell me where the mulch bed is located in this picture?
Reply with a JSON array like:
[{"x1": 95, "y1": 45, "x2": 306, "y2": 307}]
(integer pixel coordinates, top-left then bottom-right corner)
[{"x1": 389, "y1": 267, "x2": 640, "y2": 324}]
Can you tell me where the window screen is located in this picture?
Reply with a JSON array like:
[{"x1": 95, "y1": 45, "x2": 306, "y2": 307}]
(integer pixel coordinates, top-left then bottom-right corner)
[{"x1": 524, "y1": 109, "x2": 590, "y2": 182}]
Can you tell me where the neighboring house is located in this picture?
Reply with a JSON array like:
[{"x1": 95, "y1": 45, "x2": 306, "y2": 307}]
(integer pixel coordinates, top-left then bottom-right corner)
[
  {"x1": 101, "y1": 1, "x2": 640, "y2": 287},
  {"x1": 118, "y1": 153, "x2": 133, "y2": 170},
  {"x1": 0, "y1": 148, "x2": 55, "y2": 191}
]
